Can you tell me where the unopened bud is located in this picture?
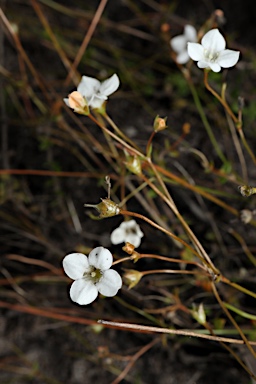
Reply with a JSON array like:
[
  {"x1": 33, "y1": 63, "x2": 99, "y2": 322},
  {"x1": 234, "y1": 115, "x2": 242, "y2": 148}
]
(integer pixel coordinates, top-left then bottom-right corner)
[
  {"x1": 154, "y1": 115, "x2": 167, "y2": 132},
  {"x1": 182, "y1": 122, "x2": 191, "y2": 135},
  {"x1": 67, "y1": 91, "x2": 89, "y2": 115},
  {"x1": 191, "y1": 303, "x2": 206, "y2": 325}
]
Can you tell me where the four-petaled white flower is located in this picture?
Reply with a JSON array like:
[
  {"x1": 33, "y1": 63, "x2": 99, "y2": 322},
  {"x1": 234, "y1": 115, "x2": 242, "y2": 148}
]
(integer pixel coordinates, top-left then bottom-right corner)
[
  {"x1": 64, "y1": 73, "x2": 120, "y2": 111},
  {"x1": 170, "y1": 25, "x2": 197, "y2": 64},
  {"x1": 111, "y1": 220, "x2": 144, "y2": 248},
  {"x1": 187, "y1": 28, "x2": 240, "y2": 72},
  {"x1": 63, "y1": 246, "x2": 122, "y2": 305}
]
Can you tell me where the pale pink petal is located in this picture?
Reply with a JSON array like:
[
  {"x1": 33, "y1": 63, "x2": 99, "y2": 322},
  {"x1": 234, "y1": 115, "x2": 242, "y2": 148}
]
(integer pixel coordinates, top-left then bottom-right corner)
[
  {"x1": 218, "y1": 49, "x2": 240, "y2": 68},
  {"x1": 63, "y1": 253, "x2": 90, "y2": 280},
  {"x1": 70, "y1": 278, "x2": 98, "y2": 305},
  {"x1": 77, "y1": 76, "x2": 100, "y2": 98},
  {"x1": 100, "y1": 74, "x2": 120, "y2": 96},
  {"x1": 184, "y1": 25, "x2": 197, "y2": 42},
  {"x1": 97, "y1": 269, "x2": 122, "y2": 296},
  {"x1": 88, "y1": 246, "x2": 113, "y2": 270},
  {"x1": 170, "y1": 35, "x2": 187, "y2": 53},
  {"x1": 201, "y1": 29, "x2": 225, "y2": 52},
  {"x1": 187, "y1": 43, "x2": 204, "y2": 61},
  {"x1": 110, "y1": 227, "x2": 125, "y2": 245}
]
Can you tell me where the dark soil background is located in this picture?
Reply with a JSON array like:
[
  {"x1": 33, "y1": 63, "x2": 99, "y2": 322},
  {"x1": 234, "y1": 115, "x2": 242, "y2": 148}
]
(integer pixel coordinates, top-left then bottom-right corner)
[{"x1": 1, "y1": 1, "x2": 256, "y2": 383}]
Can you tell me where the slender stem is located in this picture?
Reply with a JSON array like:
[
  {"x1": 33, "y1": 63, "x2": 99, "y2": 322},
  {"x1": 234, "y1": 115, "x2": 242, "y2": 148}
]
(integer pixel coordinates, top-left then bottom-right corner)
[
  {"x1": 104, "y1": 113, "x2": 141, "y2": 151},
  {"x1": 98, "y1": 320, "x2": 256, "y2": 346},
  {"x1": 120, "y1": 209, "x2": 209, "y2": 266},
  {"x1": 138, "y1": 172, "x2": 219, "y2": 274},
  {"x1": 185, "y1": 71, "x2": 227, "y2": 164},
  {"x1": 88, "y1": 113, "x2": 145, "y2": 159},
  {"x1": 211, "y1": 282, "x2": 256, "y2": 359},
  {"x1": 229, "y1": 228, "x2": 256, "y2": 267},
  {"x1": 204, "y1": 70, "x2": 238, "y2": 123},
  {"x1": 154, "y1": 164, "x2": 239, "y2": 216},
  {"x1": 224, "y1": 302, "x2": 256, "y2": 321},
  {"x1": 204, "y1": 71, "x2": 256, "y2": 164},
  {"x1": 141, "y1": 269, "x2": 207, "y2": 277},
  {"x1": 221, "y1": 276, "x2": 256, "y2": 299},
  {"x1": 146, "y1": 131, "x2": 156, "y2": 156},
  {"x1": 95, "y1": 112, "x2": 120, "y2": 160}
]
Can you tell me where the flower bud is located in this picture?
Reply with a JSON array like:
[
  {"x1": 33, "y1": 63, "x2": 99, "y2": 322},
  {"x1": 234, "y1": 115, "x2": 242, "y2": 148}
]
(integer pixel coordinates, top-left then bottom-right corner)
[
  {"x1": 154, "y1": 115, "x2": 167, "y2": 132},
  {"x1": 191, "y1": 303, "x2": 206, "y2": 325},
  {"x1": 67, "y1": 91, "x2": 89, "y2": 115}
]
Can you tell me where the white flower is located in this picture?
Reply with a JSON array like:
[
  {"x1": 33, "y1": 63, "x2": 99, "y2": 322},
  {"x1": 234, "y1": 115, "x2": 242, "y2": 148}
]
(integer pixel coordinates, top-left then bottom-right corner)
[
  {"x1": 187, "y1": 28, "x2": 240, "y2": 72},
  {"x1": 170, "y1": 25, "x2": 197, "y2": 64},
  {"x1": 63, "y1": 246, "x2": 122, "y2": 305},
  {"x1": 111, "y1": 220, "x2": 144, "y2": 248},
  {"x1": 64, "y1": 73, "x2": 120, "y2": 111}
]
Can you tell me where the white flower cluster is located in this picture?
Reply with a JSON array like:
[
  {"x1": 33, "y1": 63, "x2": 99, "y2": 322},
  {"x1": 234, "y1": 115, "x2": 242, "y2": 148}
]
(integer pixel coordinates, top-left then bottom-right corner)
[{"x1": 62, "y1": 25, "x2": 241, "y2": 308}]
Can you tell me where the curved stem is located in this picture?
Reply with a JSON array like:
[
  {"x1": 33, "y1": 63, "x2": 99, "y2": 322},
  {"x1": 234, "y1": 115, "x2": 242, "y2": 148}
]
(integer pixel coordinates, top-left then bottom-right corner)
[
  {"x1": 119, "y1": 209, "x2": 207, "y2": 264},
  {"x1": 204, "y1": 69, "x2": 238, "y2": 124},
  {"x1": 185, "y1": 71, "x2": 227, "y2": 164}
]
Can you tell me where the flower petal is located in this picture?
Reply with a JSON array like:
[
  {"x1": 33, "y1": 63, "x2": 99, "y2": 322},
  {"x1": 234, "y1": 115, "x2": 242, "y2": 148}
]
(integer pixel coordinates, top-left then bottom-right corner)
[
  {"x1": 63, "y1": 98, "x2": 70, "y2": 107},
  {"x1": 217, "y1": 49, "x2": 240, "y2": 68},
  {"x1": 184, "y1": 25, "x2": 197, "y2": 42},
  {"x1": 120, "y1": 219, "x2": 137, "y2": 229},
  {"x1": 170, "y1": 35, "x2": 187, "y2": 54},
  {"x1": 197, "y1": 60, "x2": 210, "y2": 69},
  {"x1": 197, "y1": 60, "x2": 221, "y2": 72},
  {"x1": 77, "y1": 76, "x2": 100, "y2": 98},
  {"x1": 89, "y1": 94, "x2": 107, "y2": 109},
  {"x1": 100, "y1": 74, "x2": 120, "y2": 97},
  {"x1": 88, "y1": 246, "x2": 113, "y2": 270},
  {"x1": 187, "y1": 42, "x2": 204, "y2": 61},
  {"x1": 201, "y1": 29, "x2": 226, "y2": 52},
  {"x1": 110, "y1": 227, "x2": 125, "y2": 245},
  {"x1": 70, "y1": 278, "x2": 98, "y2": 305},
  {"x1": 176, "y1": 51, "x2": 190, "y2": 64},
  {"x1": 97, "y1": 269, "x2": 122, "y2": 297},
  {"x1": 63, "y1": 253, "x2": 90, "y2": 280},
  {"x1": 208, "y1": 62, "x2": 221, "y2": 72},
  {"x1": 125, "y1": 233, "x2": 142, "y2": 248}
]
